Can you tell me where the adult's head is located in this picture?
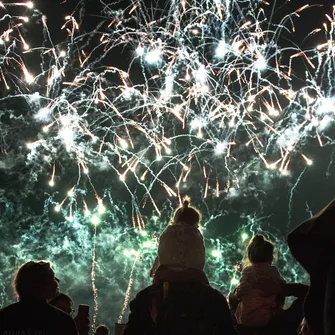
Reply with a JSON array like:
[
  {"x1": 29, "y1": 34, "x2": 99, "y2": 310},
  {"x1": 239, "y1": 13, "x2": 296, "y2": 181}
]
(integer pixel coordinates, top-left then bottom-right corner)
[
  {"x1": 13, "y1": 260, "x2": 59, "y2": 301},
  {"x1": 49, "y1": 293, "x2": 74, "y2": 316},
  {"x1": 172, "y1": 198, "x2": 201, "y2": 226},
  {"x1": 246, "y1": 234, "x2": 274, "y2": 265},
  {"x1": 95, "y1": 324, "x2": 109, "y2": 335}
]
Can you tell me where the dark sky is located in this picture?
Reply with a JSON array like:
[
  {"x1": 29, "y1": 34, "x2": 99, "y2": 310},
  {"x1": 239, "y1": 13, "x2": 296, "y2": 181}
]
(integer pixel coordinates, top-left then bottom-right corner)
[{"x1": 33, "y1": 0, "x2": 331, "y2": 39}]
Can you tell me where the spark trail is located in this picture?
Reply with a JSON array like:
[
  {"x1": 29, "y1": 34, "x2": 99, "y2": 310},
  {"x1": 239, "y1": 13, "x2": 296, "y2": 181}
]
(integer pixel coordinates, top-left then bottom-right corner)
[{"x1": 2, "y1": 0, "x2": 332, "y2": 221}]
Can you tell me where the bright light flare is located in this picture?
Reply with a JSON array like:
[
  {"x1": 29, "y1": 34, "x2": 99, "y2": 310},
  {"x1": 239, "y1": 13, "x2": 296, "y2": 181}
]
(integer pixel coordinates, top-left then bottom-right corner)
[
  {"x1": 215, "y1": 40, "x2": 228, "y2": 58},
  {"x1": 91, "y1": 216, "x2": 100, "y2": 225},
  {"x1": 145, "y1": 49, "x2": 162, "y2": 64},
  {"x1": 214, "y1": 142, "x2": 228, "y2": 156},
  {"x1": 135, "y1": 45, "x2": 145, "y2": 56},
  {"x1": 231, "y1": 277, "x2": 239, "y2": 286},
  {"x1": 254, "y1": 55, "x2": 267, "y2": 71},
  {"x1": 211, "y1": 250, "x2": 222, "y2": 258}
]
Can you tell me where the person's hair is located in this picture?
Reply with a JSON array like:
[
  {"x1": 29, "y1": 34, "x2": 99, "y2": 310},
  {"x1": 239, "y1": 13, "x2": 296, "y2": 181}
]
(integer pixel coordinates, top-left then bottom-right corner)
[
  {"x1": 13, "y1": 260, "x2": 55, "y2": 300},
  {"x1": 245, "y1": 234, "x2": 274, "y2": 265},
  {"x1": 95, "y1": 324, "x2": 110, "y2": 335},
  {"x1": 49, "y1": 292, "x2": 73, "y2": 306},
  {"x1": 172, "y1": 197, "x2": 201, "y2": 226}
]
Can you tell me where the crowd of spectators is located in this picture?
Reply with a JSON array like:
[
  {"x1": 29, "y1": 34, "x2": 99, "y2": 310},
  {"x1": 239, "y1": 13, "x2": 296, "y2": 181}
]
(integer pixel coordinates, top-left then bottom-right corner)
[{"x1": 1, "y1": 198, "x2": 334, "y2": 335}]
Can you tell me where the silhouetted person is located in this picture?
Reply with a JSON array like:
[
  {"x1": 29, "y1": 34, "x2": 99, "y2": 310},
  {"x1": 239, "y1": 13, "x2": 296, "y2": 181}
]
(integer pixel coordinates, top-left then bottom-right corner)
[
  {"x1": 150, "y1": 198, "x2": 208, "y2": 284},
  {"x1": 235, "y1": 234, "x2": 286, "y2": 327},
  {"x1": 49, "y1": 292, "x2": 74, "y2": 316},
  {"x1": 0, "y1": 260, "x2": 78, "y2": 335},
  {"x1": 95, "y1": 324, "x2": 110, "y2": 335},
  {"x1": 49, "y1": 293, "x2": 91, "y2": 335},
  {"x1": 125, "y1": 199, "x2": 235, "y2": 335},
  {"x1": 124, "y1": 281, "x2": 236, "y2": 335},
  {"x1": 234, "y1": 234, "x2": 306, "y2": 334},
  {"x1": 74, "y1": 304, "x2": 90, "y2": 335},
  {"x1": 288, "y1": 199, "x2": 335, "y2": 335}
]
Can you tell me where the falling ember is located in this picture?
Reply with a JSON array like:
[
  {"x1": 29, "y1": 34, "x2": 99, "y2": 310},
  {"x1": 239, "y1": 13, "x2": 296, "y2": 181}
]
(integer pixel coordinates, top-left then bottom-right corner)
[
  {"x1": 49, "y1": 165, "x2": 56, "y2": 186},
  {"x1": 97, "y1": 197, "x2": 105, "y2": 214},
  {"x1": 204, "y1": 178, "x2": 209, "y2": 198},
  {"x1": 21, "y1": 64, "x2": 34, "y2": 84},
  {"x1": 301, "y1": 154, "x2": 313, "y2": 166},
  {"x1": 83, "y1": 200, "x2": 90, "y2": 216},
  {"x1": 140, "y1": 169, "x2": 148, "y2": 181},
  {"x1": 162, "y1": 183, "x2": 177, "y2": 197},
  {"x1": 67, "y1": 187, "x2": 75, "y2": 197},
  {"x1": 182, "y1": 167, "x2": 191, "y2": 182}
]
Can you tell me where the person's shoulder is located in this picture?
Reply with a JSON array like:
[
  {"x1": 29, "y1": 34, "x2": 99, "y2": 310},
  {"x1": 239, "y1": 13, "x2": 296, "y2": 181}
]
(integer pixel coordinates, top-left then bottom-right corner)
[
  {"x1": 200, "y1": 285, "x2": 230, "y2": 310},
  {"x1": 269, "y1": 265, "x2": 281, "y2": 273},
  {"x1": 58, "y1": 310, "x2": 76, "y2": 326},
  {"x1": 0, "y1": 303, "x2": 22, "y2": 331},
  {"x1": 161, "y1": 224, "x2": 177, "y2": 234},
  {"x1": 268, "y1": 265, "x2": 283, "y2": 277},
  {"x1": 47, "y1": 305, "x2": 77, "y2": 331},
  {"x1": 241, "y1": 265, "x2": 255, "y2": 273},
  {"x1": 41, "y1": 303, "x2": 73, "y2": 323},
  {"x1": 182, "y1": 224, "x2": 203, "y2": 237},
  {"x1": 129, "y1": 284, "x2": 161, "y2": 310},
  {"x1": 141, "y1": 283, "x2": 161, "y2": 295},
  {"x1": 0, "y1": 302, "x2": 20, "y2": 316},
  {"x1": 160, "y1": 224, "x2": 186, "y2": 237},
  {"x1": 134, "y1": 284, "x2": 161, "y2": 300},
  {"x1": 201, "y1": 285, "x2": 226, "y2": 300}
]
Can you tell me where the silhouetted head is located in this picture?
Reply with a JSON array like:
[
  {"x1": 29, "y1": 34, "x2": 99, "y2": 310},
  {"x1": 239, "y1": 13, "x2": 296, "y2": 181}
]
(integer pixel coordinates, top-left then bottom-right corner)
[
  {"x1": 13, "y1": 260, "x2": 59, "y2": 301},
  {"x1": 49, "y1": 292, "x2": 74, "y2": 316},
  {"x1": 246, "y1": 234, "x2": 274, "y2": 265},
  {"x1": 172, "y1": 197, "x2": 201, "y2": 226},
  {"x1": 95, "y1": 324, "x2": 109, "y2": 335}
]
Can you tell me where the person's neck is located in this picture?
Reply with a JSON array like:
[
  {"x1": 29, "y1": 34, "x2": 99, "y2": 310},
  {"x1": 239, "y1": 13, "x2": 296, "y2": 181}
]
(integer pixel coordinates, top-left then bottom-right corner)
[{"x1": 251, "y1": 261, "x2": 272, "y2": 266}]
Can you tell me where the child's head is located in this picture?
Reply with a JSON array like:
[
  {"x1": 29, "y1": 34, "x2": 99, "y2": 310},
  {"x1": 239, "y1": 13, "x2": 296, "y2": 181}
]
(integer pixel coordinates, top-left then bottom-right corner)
[
  {"x1": 246, "y1": 234, "x2": 274, "y2": 264},
  {"x1": 172, "y1": 198, "x2": 201, "y2": 226}
]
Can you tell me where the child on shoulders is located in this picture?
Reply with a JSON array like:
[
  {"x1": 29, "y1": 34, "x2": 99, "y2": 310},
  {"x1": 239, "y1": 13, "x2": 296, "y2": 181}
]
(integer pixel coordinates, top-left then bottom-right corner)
[
  {"x1": 235, "y1": 234, "x2": 285, "y2": 327},
  {"x1": 150, "y1": 198, "x2": 208, "y2": 284}
]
